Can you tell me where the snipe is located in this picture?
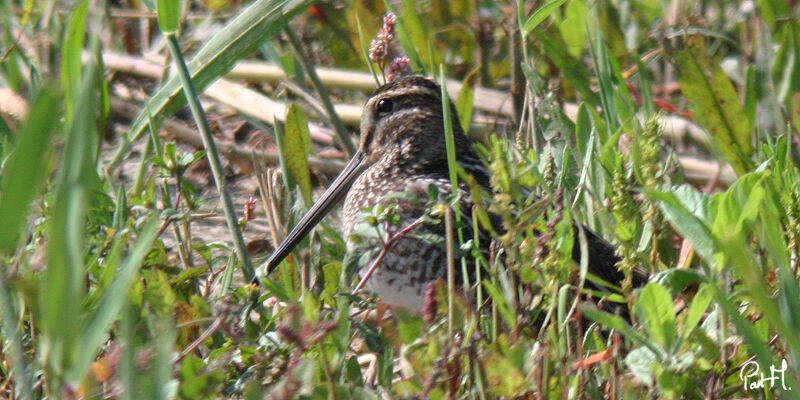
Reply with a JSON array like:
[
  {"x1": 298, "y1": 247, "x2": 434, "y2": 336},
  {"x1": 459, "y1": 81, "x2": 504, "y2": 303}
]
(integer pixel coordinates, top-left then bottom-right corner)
[{"x1": 255, "y1": 76, "x2": 633, "y2": 311}]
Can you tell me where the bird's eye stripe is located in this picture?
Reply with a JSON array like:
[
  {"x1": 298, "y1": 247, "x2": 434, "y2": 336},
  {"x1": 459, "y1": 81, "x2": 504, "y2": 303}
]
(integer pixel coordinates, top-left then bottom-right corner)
[{"x1": 374, "y1": 86, "x2": 440, "y2": 100}]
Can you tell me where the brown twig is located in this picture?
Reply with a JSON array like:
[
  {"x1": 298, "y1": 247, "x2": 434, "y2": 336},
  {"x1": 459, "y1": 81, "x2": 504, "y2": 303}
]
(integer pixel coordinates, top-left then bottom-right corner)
[{"x1": 352, "y1": 215, "x2": 429, "y2": 294}]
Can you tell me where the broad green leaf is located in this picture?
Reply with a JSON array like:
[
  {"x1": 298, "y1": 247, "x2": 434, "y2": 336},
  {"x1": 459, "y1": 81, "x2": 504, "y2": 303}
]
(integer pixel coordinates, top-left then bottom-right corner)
[
  {"x1": 711, "y1": 171, "x2": 769, "y2": 242},
  {"x1": 625, "y1": 347, "x2": 657, "y2": 386},
  {"x1": 559, "y1": 0, "x2": 588, "y2": 57},
  {"x1": 521, "y1": 0, "x2": 567, "y2": 34},
  {"x1": 283, "y1": 104, "x2": 313, "y2": 206},
  {"x1": 455, "y1": 68, "x2": 478, "y2": 134},
  {"x1": 656, "y1": 366, "x2": 691, "y2": 399},
  {"x1": 0, "y1": 86, "x2": 60, "y2": 254},
  {"x1": 400, "y1": 0, "x2": 432, "y2": 68},
  {"x1": 666, "y1": 37, "x2": 753, "y2": 176},
  {"x1": 636, "y1": 283, "x2": 676, "y2": 352},
  {"x1": 108, "y1": 0, "x2": 312, "y2": 173},
  {"x1": 679, "y1": 283, "x2": 712, "y2": 347},
  {"x1": 651, "y1": 268, "x2": 706, "y2": 294},
  {"x1": 395, "y1": 309, "x2": 423, "y2": 344},
  {"x1": 156, "y1": 0, "x2": 181, "y2": 33},
  {"x1": 646, "y1": 187, "x2": 715, "y2": 265}
]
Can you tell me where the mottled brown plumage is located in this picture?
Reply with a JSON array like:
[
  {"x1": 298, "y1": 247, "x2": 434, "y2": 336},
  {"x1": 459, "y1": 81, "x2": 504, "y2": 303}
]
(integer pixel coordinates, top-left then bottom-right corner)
[
  {"x1": 257, "y1": 76, "x2": 637, "y2": 311},
  {"x1": 340, "y1": 77, "x2": 486, "y2": 310}
]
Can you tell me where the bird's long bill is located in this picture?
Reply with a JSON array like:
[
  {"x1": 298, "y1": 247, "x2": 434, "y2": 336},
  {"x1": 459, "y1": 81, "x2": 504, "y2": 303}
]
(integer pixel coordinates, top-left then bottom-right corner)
[{"x1": 257, "y1": 150, "x2": 367, "y2": 281}]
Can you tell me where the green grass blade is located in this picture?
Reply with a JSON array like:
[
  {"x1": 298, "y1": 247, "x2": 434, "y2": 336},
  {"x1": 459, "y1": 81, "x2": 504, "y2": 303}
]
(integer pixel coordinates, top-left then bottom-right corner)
[
  {"x1": 59, "y1": 0, "x2": 88, "y2": 123},
  {"x1": 355, "y1": 12, "x2": 381, "y2": 86},
  {"x1": 588, "y1": 26, "x2": 620, "y2": 134},
  {"x1": 70, "y1": 215, "x2": 160, "y2": 382},
  {"x1": 43, "y1": 44, "x2": 102, "y2": 386},
  {"x1": 164, "y1": 30, "x2": 254, "y2": 280},
  {"x1": 0, "y1": 86, "x2": 60, "y2": 255},
  {"x1": 521, "y1": 0, "x2": 567, "y2": 35},
  {"x1": 0, "y1": 270, "x2": 33, "y2": 399}
]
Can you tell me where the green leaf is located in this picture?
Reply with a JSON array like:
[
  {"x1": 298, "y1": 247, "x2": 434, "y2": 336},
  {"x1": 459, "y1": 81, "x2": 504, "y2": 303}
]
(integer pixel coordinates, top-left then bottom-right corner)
[
  {"x1": 395, "y1": 309, "x2": 423, "y2": 344},
  {"x1": 711, "y1": 171, "x2": 769, "y2": 242},
  {"x1": 679, "y1": 283, "x2": 712, "y2": 347},
  {"x1": 43, "y1": 50, "x2": 102, "y2": 381},
  {"x1": 70, "y1": 216, "x2": 160, "y2": 382},
  {"x1": 558, "y1": 0, "x2": 588, "y2": 57},
  {"x1": 482, "y1": 280, "x2": 515, "y2": 327},
  {"x1": 439, "y1": 68, "x2": 461, "y2": 205},
  {"x1": 744, "y1": 66, "x2": 756, "y2": 131},
  {"x1": 0, "y1": 86, "x2": 60, "y2": 255},
  {"x1": 582, "y1": 306, "x2": 661, "y2": 356},
  {"x1": 589, "y1": 27, "x2": 621, "y2": 133},
  {"x1": 532, "y1": 29, "x2": 601, "y2": 107},
  {"x1": 646, "y1": 187, "x2": 715, "y2": 265},
  {"x1": 522, "y1": 0, "x2": 567, "y2": 34},
  {"x1": 636, "y1": 283, "x2": 677, "y2": 352},
  {"x1": 636, "y1": 56, "x2": 655, "y2": 116},
  {"x1": 651, "y1": 268, "x2": 706, "y2": 294},
  {"x1": 774, "y1": 21, "x2": 800, "y2": 104},
  {"x1": 283, "y1": 104, "x2": 313, "y2": 205},
  {"x1": 666, "y1": 37, "x2": 753, "y2": 176},
  {"x1": 625, "y1": 347, "x2": 656, "y2": 386},
  {"x1": 60, "y1": 0, "x2": 88, "y2": 122},
  {"x1": 400, "y1": 0, "x2": 432, "y2": 69},
  {"x1": 574, "y1": 103, "x2": 592, "y2": 159},
  {"x1": 484, "y1": 348, "x2": 527, "y2": 396},
  {"x1": 355, "y1": 13, "x2": 381, "y2": 86},
  {"x1": 380, "y1": 0, "x2": 425, "y2": 73},
  {"x1": 710, "y1": 285, "x2": 780, "y2": 376},
  {"x1": 156, "y1": 0, "x2": 181, "y2": 33},
  {"x1": 455, "y1": 69, "x2": 478, "y2": 134}
]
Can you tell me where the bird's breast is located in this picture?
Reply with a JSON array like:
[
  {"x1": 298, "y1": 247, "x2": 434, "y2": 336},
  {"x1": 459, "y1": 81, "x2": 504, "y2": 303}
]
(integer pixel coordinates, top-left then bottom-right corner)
[{"x1": 341, "y1": 169, "x2": 461, "y2": 310}]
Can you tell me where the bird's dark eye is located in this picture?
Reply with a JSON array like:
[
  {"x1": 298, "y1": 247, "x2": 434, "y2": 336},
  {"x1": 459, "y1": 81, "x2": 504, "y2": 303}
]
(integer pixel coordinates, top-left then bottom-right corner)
[{"x1": 376, "y1": 98, "x2": 393, "y2": 114}]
